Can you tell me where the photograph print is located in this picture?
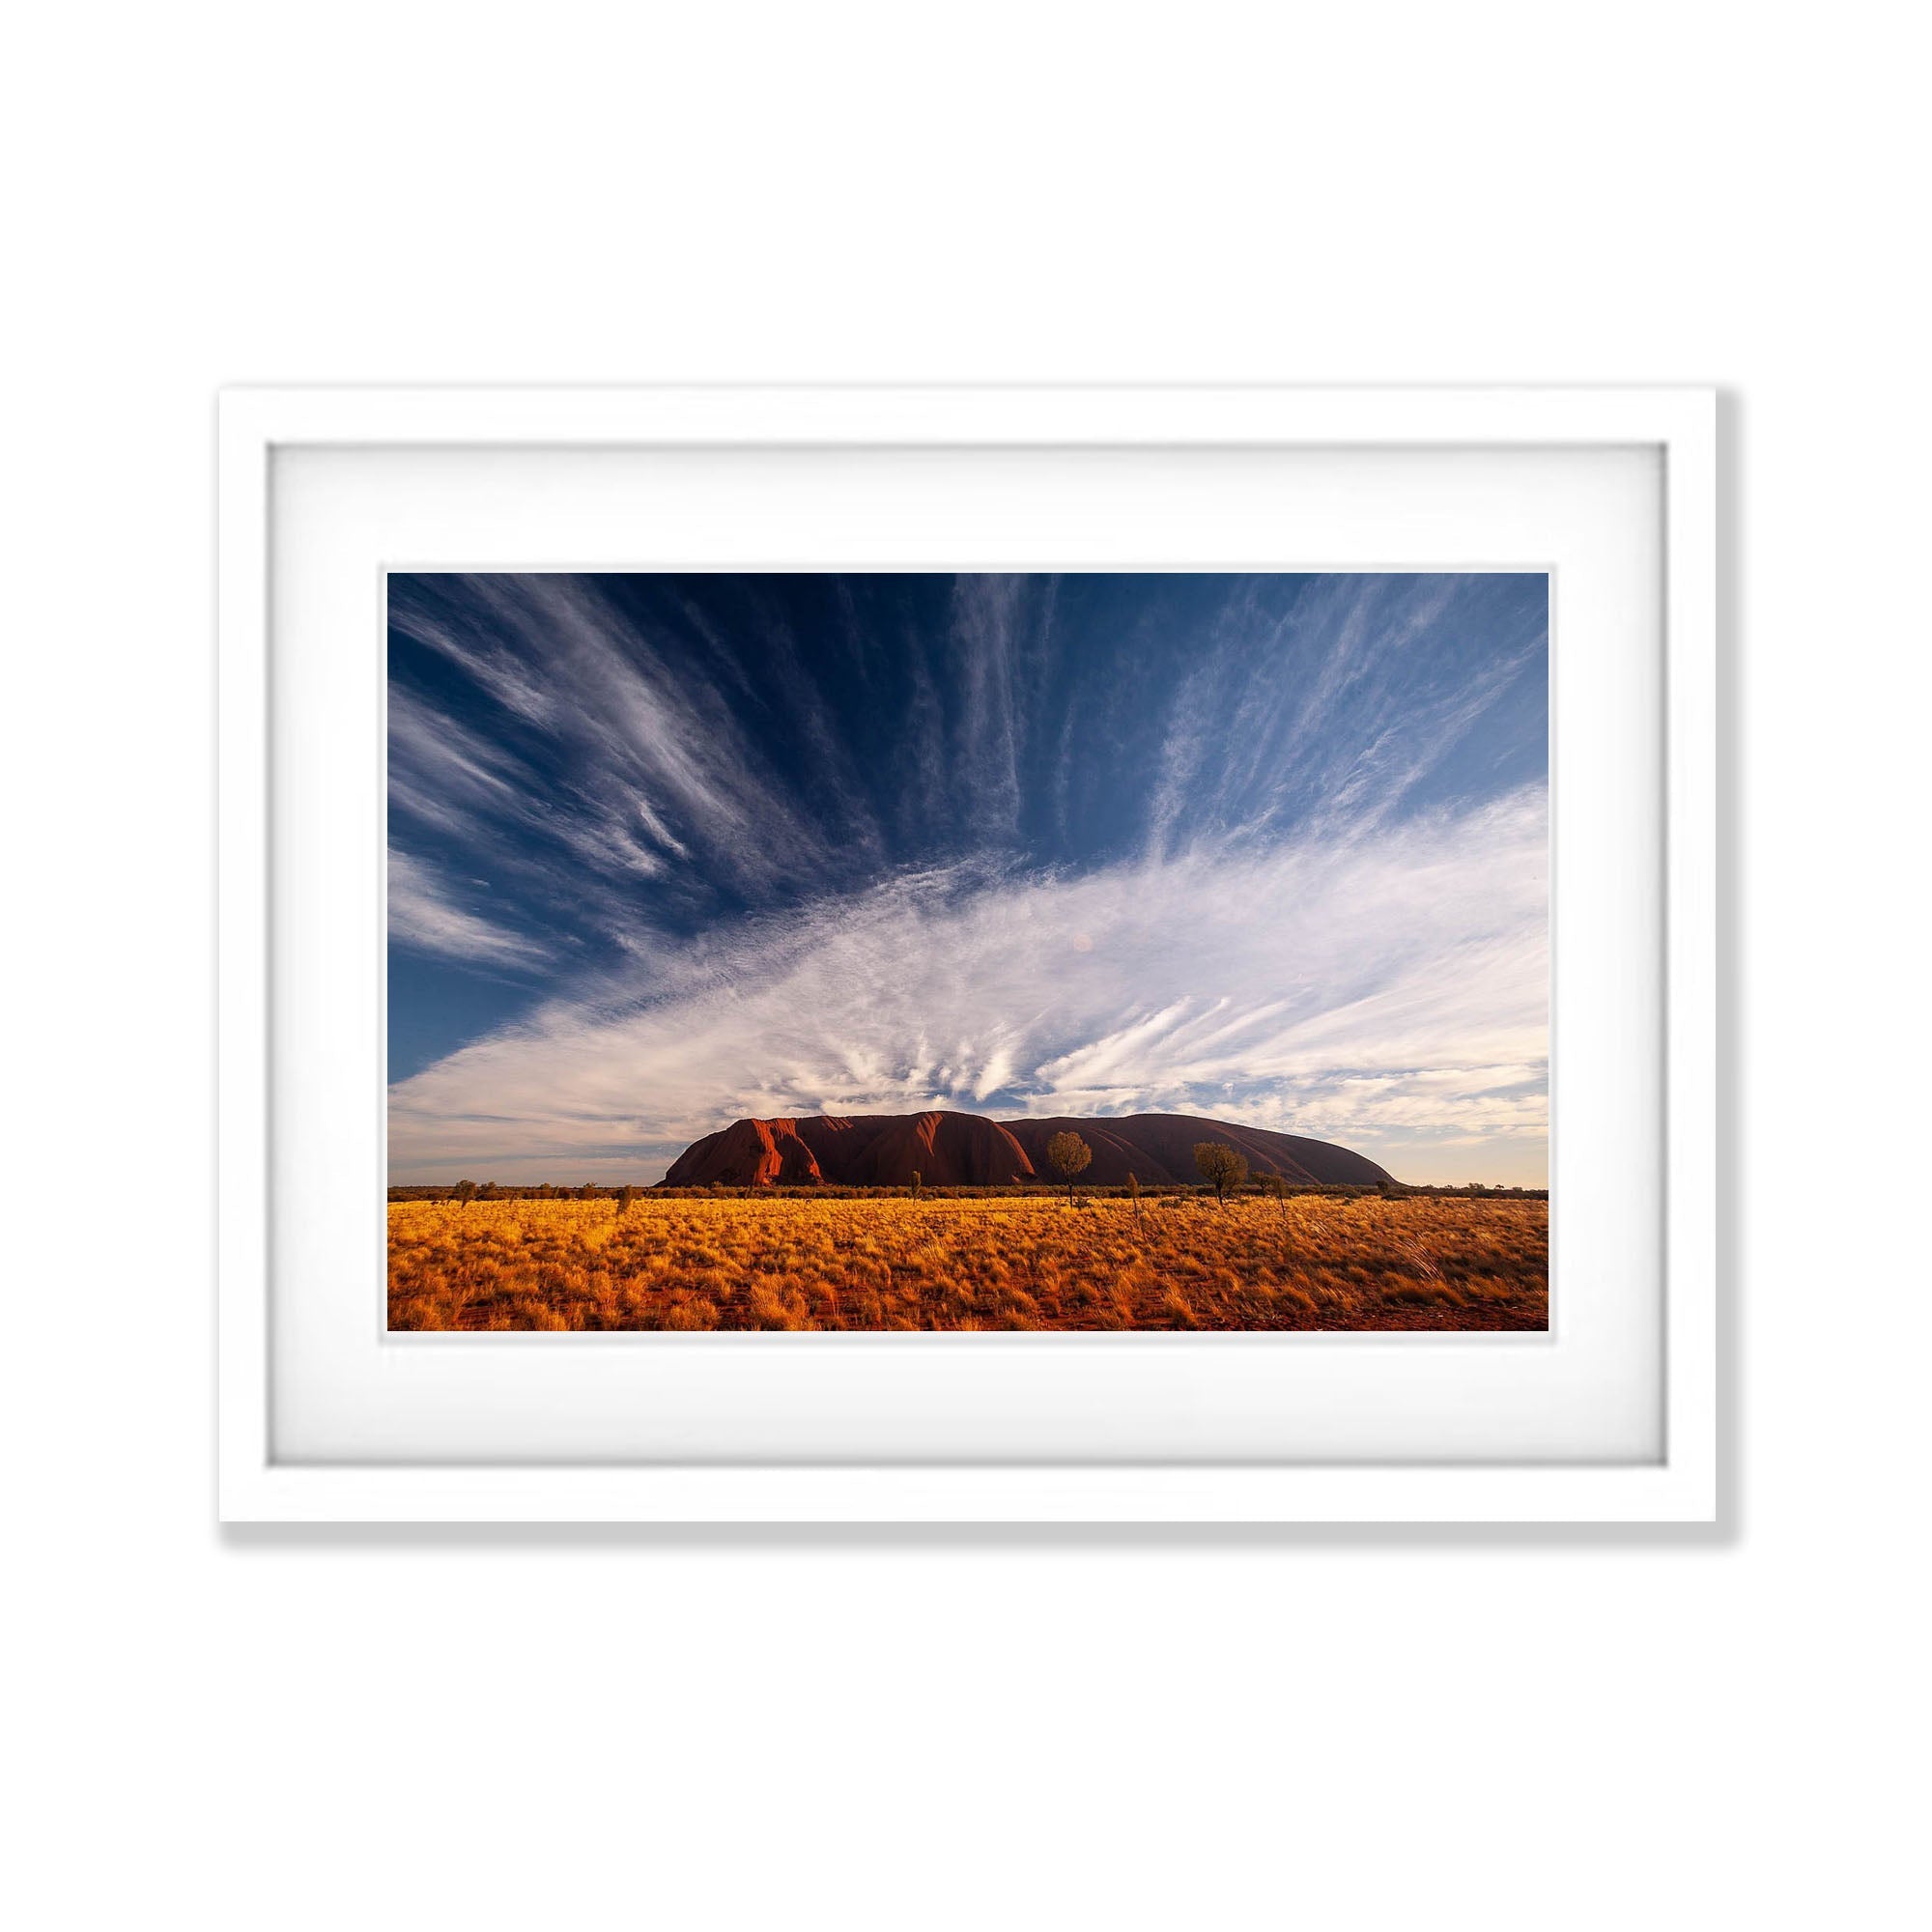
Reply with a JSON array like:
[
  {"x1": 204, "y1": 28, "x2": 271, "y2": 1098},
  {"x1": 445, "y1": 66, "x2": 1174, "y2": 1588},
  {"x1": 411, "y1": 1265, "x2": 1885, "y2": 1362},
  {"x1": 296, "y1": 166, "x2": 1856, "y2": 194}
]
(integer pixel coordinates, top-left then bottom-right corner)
[{"x1": 387, "y1": 571, "x2": 1549, "y2": 1331}]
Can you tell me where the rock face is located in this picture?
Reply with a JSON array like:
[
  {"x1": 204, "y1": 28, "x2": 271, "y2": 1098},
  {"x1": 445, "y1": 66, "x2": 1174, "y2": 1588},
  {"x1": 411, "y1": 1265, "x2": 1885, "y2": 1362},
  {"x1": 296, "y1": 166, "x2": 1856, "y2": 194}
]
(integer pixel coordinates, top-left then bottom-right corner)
[
  {"x1": 661, "y1": 1108, "x2": 1393, "y2": 1189},
  {"x1": 662, "y1": 1116, "x2": 828, "y2": 1187},
  {"x1": 795, "y1": 1112, "x2": 1036, "y2": 1187},
  {"x1": 999, "y1": 1113, "x2": 1394, "y2": 1187}
]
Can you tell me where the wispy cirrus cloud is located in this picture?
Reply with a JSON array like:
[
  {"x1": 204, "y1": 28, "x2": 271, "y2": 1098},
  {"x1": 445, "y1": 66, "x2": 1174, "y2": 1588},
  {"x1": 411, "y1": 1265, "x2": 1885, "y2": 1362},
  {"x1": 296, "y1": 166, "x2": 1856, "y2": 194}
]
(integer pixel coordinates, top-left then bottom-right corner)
[
  {"x1": 386, "y1": 848, "x2": 547, "y2": 972},
  {"x1": 1148, "y1": 574, "x2": 1544, "y2": 854},
  {"x1": 388, "y1": 786, "x2": 1548, "y2": 1183},
  {"x1": 389, "y1": 575, "x2": 840, "y2": 920},
  {"x1": 949, "y1": 572, "x2": 1058, "y2": 842}
]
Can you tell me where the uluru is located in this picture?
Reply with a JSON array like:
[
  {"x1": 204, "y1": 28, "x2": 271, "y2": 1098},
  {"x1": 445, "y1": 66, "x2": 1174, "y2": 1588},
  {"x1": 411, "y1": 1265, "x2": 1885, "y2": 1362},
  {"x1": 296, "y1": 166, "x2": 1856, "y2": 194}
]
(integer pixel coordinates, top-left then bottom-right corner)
[{"x1": 661, "y1": 1109, "x2": 1393, "y2": 1190}]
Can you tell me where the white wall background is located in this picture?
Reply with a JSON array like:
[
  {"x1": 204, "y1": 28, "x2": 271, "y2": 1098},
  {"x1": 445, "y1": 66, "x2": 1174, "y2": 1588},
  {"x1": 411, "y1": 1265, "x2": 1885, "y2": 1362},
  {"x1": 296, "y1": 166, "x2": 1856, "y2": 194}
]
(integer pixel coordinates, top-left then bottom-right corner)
[{"x1": 5, "y1": 5, "x2": 1925, "y2": 1927}]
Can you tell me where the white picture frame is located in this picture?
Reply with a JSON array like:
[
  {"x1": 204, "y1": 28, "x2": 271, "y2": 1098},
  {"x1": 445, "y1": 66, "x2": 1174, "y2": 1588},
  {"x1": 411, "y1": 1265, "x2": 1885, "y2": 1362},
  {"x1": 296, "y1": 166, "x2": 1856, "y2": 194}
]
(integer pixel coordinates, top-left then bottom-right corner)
[{"x1": 218, "y1": 385, "x2": 1716, "y2": 1523}]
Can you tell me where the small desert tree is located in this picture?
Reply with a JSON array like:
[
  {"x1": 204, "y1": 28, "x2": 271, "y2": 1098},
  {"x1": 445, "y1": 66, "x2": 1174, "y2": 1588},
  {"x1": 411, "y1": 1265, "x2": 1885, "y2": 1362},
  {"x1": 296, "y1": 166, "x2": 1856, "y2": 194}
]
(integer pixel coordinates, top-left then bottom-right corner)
[
  {"x1": 618, "y1": 1183, "x2": 639, "y2": 1214},
  {"x1": 911, "y1": 1169, "x2": 923, "y2": 1200},
  {"x1": 453, "y1": 1179, "x2": 477, "y2": 1208},
  {"x1": 1045, "y1": 1130, "x2": 1093, "y2": 1201},
  {"x1": 1193, "y1": 1141, "x2": 1248, "y2": 1205},
  {"x1": 1263, "y1": 1172, "x2": 1293, "y2": 1245}
]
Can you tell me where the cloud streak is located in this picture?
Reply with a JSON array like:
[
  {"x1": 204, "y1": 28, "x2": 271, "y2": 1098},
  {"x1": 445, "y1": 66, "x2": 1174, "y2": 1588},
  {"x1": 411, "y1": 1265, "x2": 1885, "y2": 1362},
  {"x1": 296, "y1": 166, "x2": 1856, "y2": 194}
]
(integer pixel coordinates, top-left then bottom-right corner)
[
  {"x1": 389, "y1": 575, "x2": 842, "y2": 932},
  {"x1": 388, "y1": 786, "x2": 1549, "y2": 1183},
  {"x1": 386, "y1": 849, "x2": 548, "y2": 971}
]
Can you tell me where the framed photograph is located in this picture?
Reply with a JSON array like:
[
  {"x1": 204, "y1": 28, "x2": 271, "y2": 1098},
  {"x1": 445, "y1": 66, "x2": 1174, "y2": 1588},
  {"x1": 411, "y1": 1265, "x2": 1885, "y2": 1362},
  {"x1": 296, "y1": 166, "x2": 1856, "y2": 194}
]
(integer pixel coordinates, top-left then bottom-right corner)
[{"x1": 218, "y1": 385, "x2": 1716, "y2": 1521}]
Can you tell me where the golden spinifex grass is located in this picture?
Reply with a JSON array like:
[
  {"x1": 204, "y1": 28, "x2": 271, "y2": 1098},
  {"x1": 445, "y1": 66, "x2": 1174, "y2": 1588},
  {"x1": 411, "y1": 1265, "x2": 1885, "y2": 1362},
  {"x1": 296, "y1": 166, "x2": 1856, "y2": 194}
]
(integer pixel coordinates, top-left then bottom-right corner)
[{"x1": 388, "y1": 1194, "x2": 1547, "y2": 1332}]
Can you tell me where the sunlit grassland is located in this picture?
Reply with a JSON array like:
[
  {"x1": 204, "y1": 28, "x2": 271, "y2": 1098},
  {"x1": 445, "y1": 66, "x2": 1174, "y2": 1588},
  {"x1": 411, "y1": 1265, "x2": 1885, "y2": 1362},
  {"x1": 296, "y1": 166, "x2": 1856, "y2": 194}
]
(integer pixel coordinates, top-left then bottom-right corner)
[{"x1": 388, "y1": 1194, "x2": 1548, "y2": 1331}]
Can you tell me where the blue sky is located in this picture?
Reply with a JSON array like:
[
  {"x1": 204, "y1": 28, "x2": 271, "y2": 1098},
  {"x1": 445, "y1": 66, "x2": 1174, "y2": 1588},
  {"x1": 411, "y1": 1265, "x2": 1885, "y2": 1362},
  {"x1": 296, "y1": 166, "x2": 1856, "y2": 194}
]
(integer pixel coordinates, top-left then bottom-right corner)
[{"x1": 387, "y1": 573, "x2": 1548, "y2": 1184}]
